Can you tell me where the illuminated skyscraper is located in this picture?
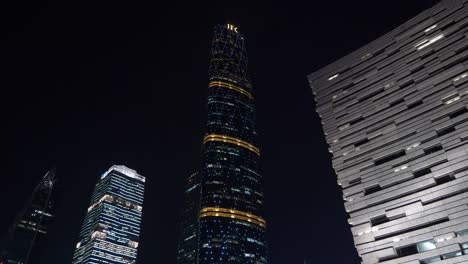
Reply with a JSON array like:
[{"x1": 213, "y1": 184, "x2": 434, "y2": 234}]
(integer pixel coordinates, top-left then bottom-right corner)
[
  {"x1": 0, "y1": 168, "x2": 56, "y2": 264},
  {"x1": 197, "y1": 24, "x2": 268, "y2": 264},
  {"x1": 72, "y1": 165, "x2": 145, "y2": 264},
  {"x1": 308, "y1": 0, "x2": 468, "y2": 263}
]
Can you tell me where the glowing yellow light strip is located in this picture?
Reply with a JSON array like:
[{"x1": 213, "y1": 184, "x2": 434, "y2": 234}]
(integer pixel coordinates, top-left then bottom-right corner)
[
  {"x1": 208, "y1": 81, "x2": 253, "y2": 99},
  {"x1": 200, "y1": 207, "x2": 266, "y2": 224},
  {"x1": 199, "y1": 207, "x2": 266, "y2": 228},
  {"x1": 203, "y1": 134, "x2": 260, "y2": 156},
  {"x1": 210, "y1": 77, "x2": 253, "y2": 89}
]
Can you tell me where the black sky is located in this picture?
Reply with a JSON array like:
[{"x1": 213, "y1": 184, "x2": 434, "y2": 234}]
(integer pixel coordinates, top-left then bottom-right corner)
[{"x1": 2, "y1": 1, "x2": 439, "y2": 263}]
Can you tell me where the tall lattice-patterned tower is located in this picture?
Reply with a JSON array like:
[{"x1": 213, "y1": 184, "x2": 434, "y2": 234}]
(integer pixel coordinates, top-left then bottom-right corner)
[{"x1": 197, "y1": 24, "x2": 268, "y2": 264}]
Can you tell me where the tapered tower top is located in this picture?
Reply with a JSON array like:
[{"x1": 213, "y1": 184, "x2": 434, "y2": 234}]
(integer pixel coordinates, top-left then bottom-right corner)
[{"x1": 209, "y1": 23, "x2": 250, "y2": 83}]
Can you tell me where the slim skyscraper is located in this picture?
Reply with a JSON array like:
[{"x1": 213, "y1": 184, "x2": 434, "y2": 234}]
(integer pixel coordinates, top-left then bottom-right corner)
[
  {"x1": 177, "y1": 172, "x2": 201, "y2": 264},
  {"x1": 0, "y1": 168, "x2": 56, "y2": 264},
  {"x1": 72, "y1": 165, "x2": 145, "y2": 264},
  {"x1": 308, "y1": 0, "x2": 468, "y2": 263},
  {"x1": 197, "y1": 24, "x2": 268, "y2": 264}
]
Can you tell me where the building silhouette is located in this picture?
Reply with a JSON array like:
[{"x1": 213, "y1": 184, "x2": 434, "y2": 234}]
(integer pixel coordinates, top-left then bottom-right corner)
[
  {"x1": 72, "y1": 165, "x2": 145, "y2": 264},
  {"x1": 0, "y1": 168, "x2": 56, "y2": 264},
  {"x1": 177, "y1": 172, "x2": 201, "y2": 264},
  {"x1": 178, "y1": 24, "x2": 268, "y2": 264},
  {"x1": 308, "y1": 0, "x2": 468, "y2": 263}
]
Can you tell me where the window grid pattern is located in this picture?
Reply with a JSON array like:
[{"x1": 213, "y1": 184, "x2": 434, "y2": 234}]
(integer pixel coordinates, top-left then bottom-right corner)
[
  {"x1": 308, "y1": 0, "x2": 468, "y2": 263},
  {"x1": 72, "y1": 165, "x2": 145, "y2": 264},
  {"x1": 197, "y1": 24, "x2": 268, "y2": 264}
]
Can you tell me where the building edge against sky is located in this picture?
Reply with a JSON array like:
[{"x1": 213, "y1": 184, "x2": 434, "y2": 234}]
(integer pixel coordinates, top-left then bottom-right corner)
[
  {"x1": 308, "y1": 0, "x2": 468, "y2": 263},
  {"x1": 177, "y1": 172, "x2": 201, "y2": 264},
  {"x1": 0, "y1": 168, "x2": 56, "y2": 264},
  {"x1": 72, "y1": 165, "x2": 145, "y2": 264},
  {"x1": 177, "y1": 24, "x2": 268, "y2": 264}
]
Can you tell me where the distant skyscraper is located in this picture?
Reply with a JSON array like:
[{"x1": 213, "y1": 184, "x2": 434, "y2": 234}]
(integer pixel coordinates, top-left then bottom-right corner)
[
  {"x1": 72, "y1": 165, "x2": 145, "y2": 264},
  {"x1": 0, "y1": 167, "x2": 56, "y2": 264},
  {"x1": 196, "y1": 24, "x2": 267, "y2": 264},
  {"x1": 308, "y1": 0, "x2": 468, "y2": 263},
  {"x1": 177, "y1": 172, "x2": 201, "y2": 264}
]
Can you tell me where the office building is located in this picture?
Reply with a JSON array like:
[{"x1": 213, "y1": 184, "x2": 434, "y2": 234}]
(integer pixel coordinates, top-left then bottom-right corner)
[
  {"x1": 177, "y1": 172, "x2": 201, "y2": 264},
  {"x1": 72, "y1": 165, "x2": 145, "y2": 264},
  {"x1": 308, "y1": 0, "x2": 468, "y2": 263},
  {"x1": 0, "y1": 168, "x2": 56, "y2": 264}
]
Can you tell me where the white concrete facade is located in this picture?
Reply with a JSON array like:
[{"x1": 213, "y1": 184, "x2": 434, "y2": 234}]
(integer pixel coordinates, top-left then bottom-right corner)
[{"x1": 308, "y1": 1, "x2": 468, "y2": 263}]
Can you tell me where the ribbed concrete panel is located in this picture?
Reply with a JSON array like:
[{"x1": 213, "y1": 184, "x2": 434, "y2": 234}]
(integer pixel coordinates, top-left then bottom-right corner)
[{"x1": 308, "y1": 0, "x2": 468, "y2": 263}]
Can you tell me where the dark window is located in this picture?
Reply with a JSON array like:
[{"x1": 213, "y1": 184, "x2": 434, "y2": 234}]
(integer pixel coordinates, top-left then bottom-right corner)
[
  {"x1": 439, "y1": 20, "x2": 456, "y2": 30},
  {"x1": 435, "y1": 174, "x2": 455, "y2": 185},
  {"x1": 407, "y1": 100, "x2": 423, "y2": 109},
  {"x1": 420, "y1": 49, "x2": 435, "y2": 59},
  {"x1": 387, "y1": 48, "x2": 400, "y2": 56},
  {"x1": 374, "y1": 150, "x2": 406, "y2": 165},
  {"x1": 389, "y1": 98, "x2": 405, "y2": 107},
  {"x1": 397, "y1": 244, "x2": 418, "y2": 257},
  {"x1": 336, "y1": 112, "x2": 348, "y2": 119},
  {"x1": 349, "y1": 178, "x2": 361, "y2": 185},
  {"x1": 449, "y1": 107, "x2": 468, "y2": 119},
  {"x1": 437, "y1": 126, "x2": 456, "y2": 136},
  {"x1": 410, "y1": 65, "x2": 424, "y2": 74},
  {"x1": 371, "y1": 215, "x2": 390, "y2": 226},
  {"x1": 399, "y1": 79, "x2": 415, "y2": 89},
  {"x1": 350, "y1": 116, "x2": 364, "y2": 125},
  {"x1": 364, "y1": 185, "x2": 382, "y2": 195},
  {"x1": 354, "y1": 138, "x2": 369, "y2": 147},
  {"x1": 414, "y1": 168, "x2": 432, "y2": 178},
  {"x1": 373, "y1": 48, "x2": 385, "y2": 56},
  {"x1": 424, "y1": 144, "x2": 443, "y2": 154}
]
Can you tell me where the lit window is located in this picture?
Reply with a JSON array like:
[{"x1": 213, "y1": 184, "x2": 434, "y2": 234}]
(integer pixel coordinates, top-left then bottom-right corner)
[
  {"x1": 456, "y1": 229, "x2": 468, "y2": 237},
  {"x1": 415, "y1": 34, "x2": 444, "y2": 50},
  {"x1": 406, "y1": 142, "x2": 420, "y2": 150},
  {"x1": 462, "y1": 242, "x2": 468, "y2": 254},
  {"x1": 327, "y1": 74, "x2": 339, "y2": 81},
  {"x1": 441, "y1": 251, "x2": 462, "y2": 260},
  {"x1": 424, "y1": 24, "x2": 438, "y2": 33},
  {"x1": 361, "y1": 53, "x2": 372, "y2": 60},
  {"x1": 339, "y1": 124, "x2": 350, "y2": 131},
  {"x1": 417, "y1": 240, "x2": 437, "y2": 252},
  {"x1": 453, "y1": 72, "x2": 467, "y2": 82},
  {"x1": 394, "y1": 165, "x2": 408, "y2": 172},
  {"x1": 442, "y1": 93, "x2": 461, "y2": 104}
]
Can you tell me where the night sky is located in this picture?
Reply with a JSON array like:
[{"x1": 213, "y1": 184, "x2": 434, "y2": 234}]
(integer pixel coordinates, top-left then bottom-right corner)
[{"x1": 2, "y1": 1, "x2": 439, "y2": 263}]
